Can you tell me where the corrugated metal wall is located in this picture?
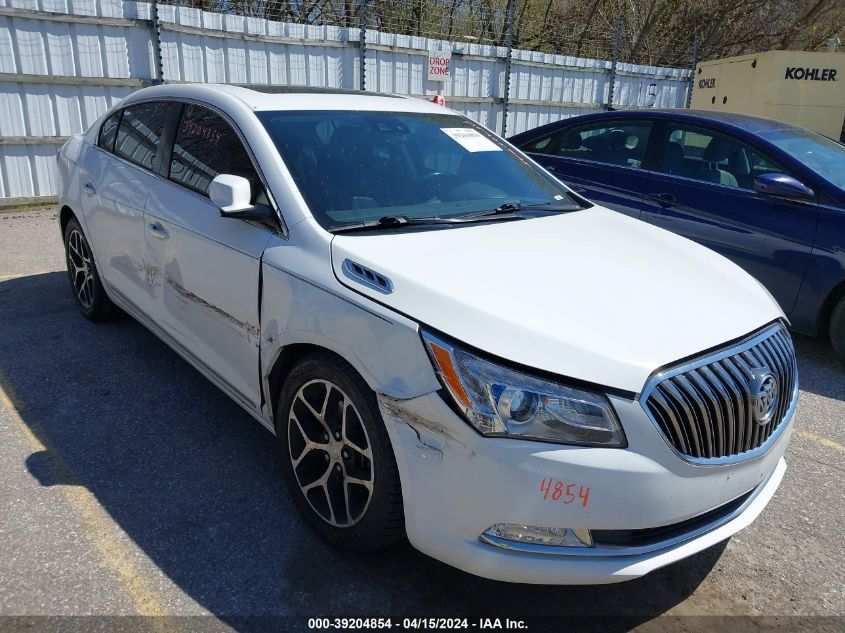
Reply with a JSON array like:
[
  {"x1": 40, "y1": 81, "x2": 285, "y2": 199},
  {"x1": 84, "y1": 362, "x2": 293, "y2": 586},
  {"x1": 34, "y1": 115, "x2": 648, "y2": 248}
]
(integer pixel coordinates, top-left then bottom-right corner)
[
  {"x1": 0, "y1": 1, "x2": 155, "y2": 203},
  {"x1": 0, "y1": 0, "x2": 691, "y2": 206}
]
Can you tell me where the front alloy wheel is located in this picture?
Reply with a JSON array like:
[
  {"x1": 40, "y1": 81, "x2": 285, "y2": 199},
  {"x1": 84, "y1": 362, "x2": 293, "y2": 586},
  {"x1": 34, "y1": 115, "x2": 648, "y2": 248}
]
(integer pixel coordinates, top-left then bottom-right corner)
[
  {"x1": 276, "y1": 353, "x2": 404, "y2": 551},
  {"x1": 288, "y1": 378, "x2": 374, "y2": 527}
]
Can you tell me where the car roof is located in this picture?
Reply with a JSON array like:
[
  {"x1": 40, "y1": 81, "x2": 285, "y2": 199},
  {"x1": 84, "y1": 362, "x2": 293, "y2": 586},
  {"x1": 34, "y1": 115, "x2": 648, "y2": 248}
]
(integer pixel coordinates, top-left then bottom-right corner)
[
  {"x1": 509, "y1": 108, "x2": 805, "y2": 140},
  {"x1": 121, "y1": 83, "x2": 452, "y2": 115},
  {"x1": 639, "y1": 109, "x2": 804, "y2": 133}
]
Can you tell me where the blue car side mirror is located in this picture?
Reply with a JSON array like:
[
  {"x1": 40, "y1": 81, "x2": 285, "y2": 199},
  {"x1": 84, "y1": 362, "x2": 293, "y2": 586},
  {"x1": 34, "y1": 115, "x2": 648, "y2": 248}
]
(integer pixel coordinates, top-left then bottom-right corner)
[{"x1": 753, "y1": 173, "x2": 814, "y2": 202}]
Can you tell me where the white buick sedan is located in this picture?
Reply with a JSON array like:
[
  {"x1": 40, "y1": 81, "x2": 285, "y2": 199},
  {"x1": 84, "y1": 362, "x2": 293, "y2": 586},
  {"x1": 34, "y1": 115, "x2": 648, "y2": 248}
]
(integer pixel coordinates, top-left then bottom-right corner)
[{"x1": 57, "y1": 84, "x2": 797, "y2": 584}]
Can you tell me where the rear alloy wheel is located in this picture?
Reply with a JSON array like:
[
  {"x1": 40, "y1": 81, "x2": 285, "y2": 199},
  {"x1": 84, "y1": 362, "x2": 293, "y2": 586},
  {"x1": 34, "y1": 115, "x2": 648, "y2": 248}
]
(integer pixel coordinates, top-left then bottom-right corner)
[
  {"x1": 64, "y1": 217, "x2": 121, "y2": 322},
  {"x1": 276, "y1": 354, "x2": 404, "y2": 551},
  {"x1": 830, "y1": 296, "x2": 845, "y2": 365}
]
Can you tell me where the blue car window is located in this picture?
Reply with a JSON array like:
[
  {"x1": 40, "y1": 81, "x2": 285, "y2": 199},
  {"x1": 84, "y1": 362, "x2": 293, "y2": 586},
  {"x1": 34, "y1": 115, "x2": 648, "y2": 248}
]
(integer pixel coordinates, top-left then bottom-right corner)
[
  {"x1": 745, "y1": 150, "x2": 784, "y2": 184},
  {"x1": 552, "y1": 122, "x2": 652, "y2": 169},
  {"x1": 658, "y1": 124, "x2": 784, "y2": 190},
  {"x1": 759, "y1": 128, "x2": 845, "y2": 189},
  {"x1": 525, "y1": 134, "x2": 557, "y2": 152}
]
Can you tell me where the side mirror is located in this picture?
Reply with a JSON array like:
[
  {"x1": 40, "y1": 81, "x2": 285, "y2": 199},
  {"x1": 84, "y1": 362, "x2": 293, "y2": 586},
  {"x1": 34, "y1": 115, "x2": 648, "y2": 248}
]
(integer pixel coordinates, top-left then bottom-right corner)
[
  {"x1": 209, "y1": 174, "x2": 253, "y2": 214},
  {"x1": 209, "y1": 173, "x2": 278, "y2": 225},
  {"x1": 753, "y1": 173, "x2": 814, "y2": 202}
]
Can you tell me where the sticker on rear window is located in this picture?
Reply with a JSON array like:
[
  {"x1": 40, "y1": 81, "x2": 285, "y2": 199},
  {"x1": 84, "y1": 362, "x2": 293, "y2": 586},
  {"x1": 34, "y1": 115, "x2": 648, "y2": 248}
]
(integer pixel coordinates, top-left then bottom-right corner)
[{"x1": 440, "y1": 127, "x2": 502, "y2": 152}]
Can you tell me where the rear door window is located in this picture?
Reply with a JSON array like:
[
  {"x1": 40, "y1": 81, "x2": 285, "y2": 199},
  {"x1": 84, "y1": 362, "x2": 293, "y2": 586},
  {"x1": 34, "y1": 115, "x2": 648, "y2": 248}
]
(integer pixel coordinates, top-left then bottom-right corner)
[
  {"x1": 114, "y1": 102, "x2": 171, "y2": 171},
  {"x1": 553, "y1": 122, "x2": 652, "y2": 168},
  {"x1": 521, "y1": 133, "x2": 561, "y2": 153},
  {"x1": 169, "y1": 104, "x2": 262, "y2": 202}
]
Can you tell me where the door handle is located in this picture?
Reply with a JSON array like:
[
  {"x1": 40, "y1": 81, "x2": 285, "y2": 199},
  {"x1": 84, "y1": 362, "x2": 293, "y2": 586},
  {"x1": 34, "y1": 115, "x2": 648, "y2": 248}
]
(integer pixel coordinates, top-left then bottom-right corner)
[
  {"x1": 545, "y1": 164, "x2": 557, "y2": 172},
  {"x1": 647, "y1": 193, "x2": 676, "y2": 207},
  {"x1": 82, "y1": 182, "x2": 96, "y2": 195},
  {"x1": 147, "y1": 221, "x2": 169, "y2": 240}
]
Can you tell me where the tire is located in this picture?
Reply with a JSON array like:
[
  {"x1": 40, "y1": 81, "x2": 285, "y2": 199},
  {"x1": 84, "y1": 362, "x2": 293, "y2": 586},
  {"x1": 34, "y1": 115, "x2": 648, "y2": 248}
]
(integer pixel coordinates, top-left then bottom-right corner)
[
  {"x1": 63, "y1": 217, "x2": 121, "y2": 322},
  {"x1": 275, "y1": 352, "x2": 404, "y2": 552},
  {"x1": 830, "y1": 296, "x2": 845, "y2": 365}
]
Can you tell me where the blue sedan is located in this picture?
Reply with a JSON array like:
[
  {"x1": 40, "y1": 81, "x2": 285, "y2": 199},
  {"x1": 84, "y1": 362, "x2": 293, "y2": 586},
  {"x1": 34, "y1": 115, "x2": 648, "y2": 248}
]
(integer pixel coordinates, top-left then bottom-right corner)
[{"x1": 510, "y1": 110, "x2": 845, "y2": 363}]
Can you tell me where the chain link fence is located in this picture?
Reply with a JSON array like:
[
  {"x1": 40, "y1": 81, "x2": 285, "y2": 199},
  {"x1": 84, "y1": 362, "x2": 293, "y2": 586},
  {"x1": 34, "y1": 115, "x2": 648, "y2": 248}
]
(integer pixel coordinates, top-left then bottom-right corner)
[
  {"x1": 149, "y1": 1, "x2": 698, "y2": 100},
  {"x1": 153, "y1": 0, "x2": 690, "y2": 64}
]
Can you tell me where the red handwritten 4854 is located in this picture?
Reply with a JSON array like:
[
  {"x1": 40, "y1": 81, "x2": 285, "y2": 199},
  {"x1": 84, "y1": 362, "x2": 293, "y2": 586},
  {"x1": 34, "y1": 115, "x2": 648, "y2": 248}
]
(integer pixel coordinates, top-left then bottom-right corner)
[{"x1": 539, "y1": 478, "x2": 591, "y2": 508}]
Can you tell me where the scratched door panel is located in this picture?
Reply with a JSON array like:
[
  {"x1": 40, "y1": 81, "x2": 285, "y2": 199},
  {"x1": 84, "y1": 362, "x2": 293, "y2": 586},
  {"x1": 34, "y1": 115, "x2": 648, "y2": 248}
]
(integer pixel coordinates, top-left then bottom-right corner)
[
  {"x1": 80, "y1": 105, "x2": 174, "y2": 319},
  {"x1": 81, "y1": 148, "x2": 151, "y2": 311},
  {"x1": 144, "y1": 181, "x2": 272, "y2": 408}
]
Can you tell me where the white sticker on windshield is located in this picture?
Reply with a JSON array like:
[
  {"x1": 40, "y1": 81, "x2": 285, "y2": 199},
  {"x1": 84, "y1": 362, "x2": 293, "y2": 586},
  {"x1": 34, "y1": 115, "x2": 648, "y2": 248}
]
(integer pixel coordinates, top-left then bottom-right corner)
[{"x1": 440, "y1": 127, "x2": 502, "y2": 152}]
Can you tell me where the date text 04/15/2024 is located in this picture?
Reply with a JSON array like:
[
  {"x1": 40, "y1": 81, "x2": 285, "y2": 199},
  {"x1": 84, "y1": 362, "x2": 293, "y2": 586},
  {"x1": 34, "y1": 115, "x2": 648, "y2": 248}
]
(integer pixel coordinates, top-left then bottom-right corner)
[{"x1": 308, "y1": 618, "x2": 528, "y2": 630}]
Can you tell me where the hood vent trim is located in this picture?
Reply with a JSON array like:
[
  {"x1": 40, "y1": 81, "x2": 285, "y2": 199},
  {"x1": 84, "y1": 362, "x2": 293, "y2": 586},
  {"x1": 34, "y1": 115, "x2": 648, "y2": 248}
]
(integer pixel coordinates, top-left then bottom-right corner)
[{"x1": 341, "y1": 259, "x2": 394, "y2": 294}]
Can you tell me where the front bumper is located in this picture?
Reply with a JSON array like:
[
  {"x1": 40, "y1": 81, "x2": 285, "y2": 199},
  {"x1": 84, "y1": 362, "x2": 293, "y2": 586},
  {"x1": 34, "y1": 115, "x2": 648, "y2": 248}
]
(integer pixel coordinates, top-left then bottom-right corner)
[{"x1": 379, "y1": 391, "x2": 792, "y2": 585}]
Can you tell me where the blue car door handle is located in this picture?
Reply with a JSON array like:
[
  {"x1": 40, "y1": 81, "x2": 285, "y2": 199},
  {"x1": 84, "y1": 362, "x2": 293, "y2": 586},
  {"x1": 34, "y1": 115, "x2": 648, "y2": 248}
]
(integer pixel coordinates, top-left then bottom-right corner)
[{"x1": 647, "y1": 193, "x2": 676, "y2": 207}]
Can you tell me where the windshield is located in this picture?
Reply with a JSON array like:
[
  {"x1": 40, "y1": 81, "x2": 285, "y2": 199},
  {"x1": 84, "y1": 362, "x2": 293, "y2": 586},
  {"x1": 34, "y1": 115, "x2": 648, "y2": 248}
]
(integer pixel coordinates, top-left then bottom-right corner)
[
  {"x1": 256, "y1": 110, "x2": 582, "y2": 231},
  {"x1": 759, "y1": 127, "x2": 845, "y2": 189}
]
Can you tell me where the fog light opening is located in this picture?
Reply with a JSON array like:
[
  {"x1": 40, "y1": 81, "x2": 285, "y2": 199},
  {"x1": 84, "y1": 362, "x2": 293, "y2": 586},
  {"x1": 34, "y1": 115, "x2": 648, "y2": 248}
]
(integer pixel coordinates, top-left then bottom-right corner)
[{"x1": 482, "y1": 523, "x2": 594, "y2": 548}]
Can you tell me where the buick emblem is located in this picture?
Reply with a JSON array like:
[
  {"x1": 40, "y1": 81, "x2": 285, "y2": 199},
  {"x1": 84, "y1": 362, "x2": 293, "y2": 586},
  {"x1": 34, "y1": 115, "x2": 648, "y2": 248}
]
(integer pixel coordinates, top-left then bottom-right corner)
[{"x1": 750, "y1": 370, "x2": 779, "y2": 426}]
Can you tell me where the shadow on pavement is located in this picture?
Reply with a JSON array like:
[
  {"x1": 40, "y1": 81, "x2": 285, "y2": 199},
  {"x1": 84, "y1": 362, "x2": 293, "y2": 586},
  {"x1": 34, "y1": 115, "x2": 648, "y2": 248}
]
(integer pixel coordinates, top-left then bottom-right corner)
[
  {"x1": 0, "y1": 272, "x2": 749, "y2": 630},
  {"x1": 791, "y1": 334, "x2": 845, "y2": 401}
]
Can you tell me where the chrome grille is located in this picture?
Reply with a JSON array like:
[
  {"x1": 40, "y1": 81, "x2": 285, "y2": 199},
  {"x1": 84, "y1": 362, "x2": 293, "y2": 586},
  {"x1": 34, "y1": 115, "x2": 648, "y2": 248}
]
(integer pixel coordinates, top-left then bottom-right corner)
[{"x1": 642, "y1": 324, "x2": 797, "y2": 461}]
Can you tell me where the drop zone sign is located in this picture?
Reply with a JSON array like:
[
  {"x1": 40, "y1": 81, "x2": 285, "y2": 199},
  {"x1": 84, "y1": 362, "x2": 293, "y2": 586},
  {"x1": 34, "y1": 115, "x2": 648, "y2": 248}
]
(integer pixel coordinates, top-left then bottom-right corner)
[{"x1": 428, "y1": 50, "x2": 452, "y2": 82}]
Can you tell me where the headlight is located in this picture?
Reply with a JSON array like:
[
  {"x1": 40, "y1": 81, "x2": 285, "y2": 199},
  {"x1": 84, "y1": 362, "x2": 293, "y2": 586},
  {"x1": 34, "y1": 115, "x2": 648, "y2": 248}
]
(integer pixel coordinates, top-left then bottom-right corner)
[{"x1": 422, "y1": 330, "x2": 626, "y2": 447}]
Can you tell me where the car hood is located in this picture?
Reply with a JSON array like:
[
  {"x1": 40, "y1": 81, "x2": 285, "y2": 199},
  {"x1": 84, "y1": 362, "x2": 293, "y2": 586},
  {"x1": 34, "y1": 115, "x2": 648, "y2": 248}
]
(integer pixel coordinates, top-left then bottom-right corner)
[{"x1": 330, "y1": 207, "x2": 784, "y2": 394}]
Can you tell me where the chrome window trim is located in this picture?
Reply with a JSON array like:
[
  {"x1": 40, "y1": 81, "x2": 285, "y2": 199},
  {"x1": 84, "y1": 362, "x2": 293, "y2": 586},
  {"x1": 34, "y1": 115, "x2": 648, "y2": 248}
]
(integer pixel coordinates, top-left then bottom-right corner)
[
  {"x1": 639, "y1": 321, "x2": 799, "y2": 467},
  {"x1": 534, "y1": 152, "x2": 816, "y2": 205},
  {"x1": 526, "y1": 152, "x2": 650, "y2": 175},
  {"x1": 645, "y1": 167, "x2": 818, "y2": 204},
  {"x1": 479, "y1": 464, "x2": 776, "y2": 557}
]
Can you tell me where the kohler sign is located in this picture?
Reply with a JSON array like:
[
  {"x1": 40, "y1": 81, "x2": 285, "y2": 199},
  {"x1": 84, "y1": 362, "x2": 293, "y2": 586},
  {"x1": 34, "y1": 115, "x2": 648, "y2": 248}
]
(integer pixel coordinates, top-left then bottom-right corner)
[{"x1": 784, "y1": 67, "x2": 838, "y2": 81}]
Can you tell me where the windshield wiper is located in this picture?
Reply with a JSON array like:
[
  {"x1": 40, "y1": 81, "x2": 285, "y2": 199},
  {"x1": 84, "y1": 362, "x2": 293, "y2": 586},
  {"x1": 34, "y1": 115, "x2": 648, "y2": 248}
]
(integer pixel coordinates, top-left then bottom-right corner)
[
  {"x1": 330, "y1": 200, "x2": 580, "y2": 234},
  {"x1": 331, "y1": 212, "x2": 523, "y2": 234},
  {"x1": 460, "y1": 200, "x2": 582, "y2": 220},
  {"x1": 332, "y1": 215, "x2": 469, "y2": 233}
]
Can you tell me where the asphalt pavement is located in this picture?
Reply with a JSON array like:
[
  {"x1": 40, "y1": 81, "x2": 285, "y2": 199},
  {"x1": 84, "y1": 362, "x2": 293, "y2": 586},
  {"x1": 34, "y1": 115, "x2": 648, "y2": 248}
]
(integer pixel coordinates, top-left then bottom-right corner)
[{"x1": 0, "y1": 209, "x2": 842, "y2": 632}]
